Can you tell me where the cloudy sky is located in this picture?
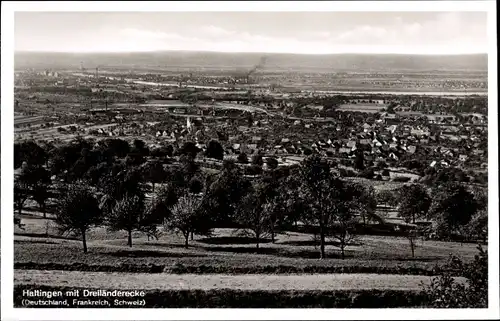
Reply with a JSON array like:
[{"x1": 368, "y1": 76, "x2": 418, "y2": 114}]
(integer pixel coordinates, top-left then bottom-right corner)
[{"x1": 14, "y1": 12, "x2": 487, "y2": 54}]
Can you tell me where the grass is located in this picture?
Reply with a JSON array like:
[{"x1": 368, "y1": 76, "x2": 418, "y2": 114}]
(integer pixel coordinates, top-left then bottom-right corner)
[
  {"x1": 14, "y1": 285, "x2": 431, "y2": 308},
  {"x1": 17, "y1": 269, "x2": 461, "y2": 291}
]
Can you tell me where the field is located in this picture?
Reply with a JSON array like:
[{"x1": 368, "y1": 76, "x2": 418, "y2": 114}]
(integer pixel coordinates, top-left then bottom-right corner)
[
  {"x1": 337, "y1": 103, "x2": 387, "y2": 113},
  {"x1": 15, "y1": 270, "x2": 466, "y2": 291},
  {"x1": 15, "y1": 212, "x2": 480, "y2": 276}
]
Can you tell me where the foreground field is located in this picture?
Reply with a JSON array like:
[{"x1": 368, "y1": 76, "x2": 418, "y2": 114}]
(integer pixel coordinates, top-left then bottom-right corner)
[
  {"x1": 15, "y1": 270, "x2": 465, "y2": 291},
  {"x1": 15, "y1": 214, "x2": 480, "y2": 276}
]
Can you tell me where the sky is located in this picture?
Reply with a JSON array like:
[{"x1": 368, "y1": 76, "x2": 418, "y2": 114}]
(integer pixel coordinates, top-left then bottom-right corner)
[{"x1": 14, "y1": 11, "x2": 488, "y2": 55}]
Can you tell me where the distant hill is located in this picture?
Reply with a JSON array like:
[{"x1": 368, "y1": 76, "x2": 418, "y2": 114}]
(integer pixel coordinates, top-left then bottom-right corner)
[{"x1": 14, "y1": 51, "x2": 488, "y2": 73}]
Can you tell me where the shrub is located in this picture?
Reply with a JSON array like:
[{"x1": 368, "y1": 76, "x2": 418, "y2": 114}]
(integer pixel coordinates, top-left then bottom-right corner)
[{"x1": 423, "y1": 246, "x2": 487, "y2": 308}]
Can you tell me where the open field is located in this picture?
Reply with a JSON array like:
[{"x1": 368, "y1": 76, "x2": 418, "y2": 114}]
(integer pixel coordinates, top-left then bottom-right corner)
[
  {"x1": 14, "y1": 213, "x2": 480, "y2": 276},
  {"x1": 15, "y1": 270, "x2": 465, "y2": 291},
  {"x1": 337, "y1": 103, "x2": 387, "y2": 113}
]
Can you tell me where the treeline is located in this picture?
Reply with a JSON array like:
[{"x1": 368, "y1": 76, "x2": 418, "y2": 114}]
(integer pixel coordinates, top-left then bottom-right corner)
[{"x1": 14, "y1": 138, "x2": 487, "y2": 256}]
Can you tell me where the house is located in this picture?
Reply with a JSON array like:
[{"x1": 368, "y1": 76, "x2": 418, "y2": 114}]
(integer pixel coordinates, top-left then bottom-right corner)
[
  {"x1": 359, "y1": 139, "x2": 371, "y2": 145},
  {"x1": 346, "y1": 140, "x2": 356, "y2": 148},
  {"x1": 459, "y1": 154, "x2": 468, "y2": 162}
]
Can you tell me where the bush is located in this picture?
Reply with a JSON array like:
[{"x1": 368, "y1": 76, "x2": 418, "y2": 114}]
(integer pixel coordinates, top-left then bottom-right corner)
[{"x1": 423, "y1": 246, "x2": 487, "y2": 308}]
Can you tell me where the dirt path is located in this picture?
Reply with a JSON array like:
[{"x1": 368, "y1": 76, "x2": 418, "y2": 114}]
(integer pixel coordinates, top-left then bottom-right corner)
[{"x1": 15, "y1": 270, "x2": 463, "y2": 291}]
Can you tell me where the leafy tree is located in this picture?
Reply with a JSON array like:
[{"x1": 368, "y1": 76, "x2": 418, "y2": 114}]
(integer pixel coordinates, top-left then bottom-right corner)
[
  {"x1": 251, "y1": 154, "x2": 263, "y2": 166},
  {"x1": 428, "y1": 183, "x2": 478, "y2": 239},
  {"x1": 145, "y1": 160, "x2": 167, "y2": 192},
  {"x1": 179, "y1": 141, "x2": 200, "y2": 159},
  {"x1": 237, "y1": 185, "x2": 271, "y2": 249},
  {"x1": 351, "y1": 184, "x2": 378, "y2": 225},
  {"x1": 266, "y1": 157, "x2": 279, "y2": 170},
  {"x1": 397, "y1": 184, "x2": 431, "y2": 224},
  {"x1": 14, "y1": 178, "x2": 30, "y2": 216},
  {"x1": 464, "y1": 209, "x2": 487, "y2": 244},
  {"x1": 237, "y1": 152, "x2": 249, "y2": 164},
  {"x1": 376, "y1": 190, "x2": 397, "y2": 216},
  {"x1": 102, "y1": 138, "x2": 130, "y2": 158},
  {"x1": 140, "y1": 199, "x2": 167, "y2": 241},
  {"x1": 205, "y1": 140, "x2": 224, "y2": 160},
  {"x1": 14, "y1": 141, "x2": 47, "y2": 168},
  {"x1": 354, "y1": 151, "x2": 365, "y2": 171},
  {"x1": 55, "y1": 183, "x2": 103, "y2": 253},
  {"x1": 32, "y1": 183, "x2": 50, "y2": 218},
  {"x1": 166, "y1": 194, "x2": 212, "y2": 248},
  {"x1": 205, "y1": 163, "x2": 251, "y2": 226},
  {"x1": 108, "y1": 194, "x2": 144, "y2": 247},
  {"x1": 299, "y1": 156, "x2": 360, "y2": 259}
]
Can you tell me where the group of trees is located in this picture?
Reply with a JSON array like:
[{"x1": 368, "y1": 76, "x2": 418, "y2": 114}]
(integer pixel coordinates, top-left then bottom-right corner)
[
  {"x1": 15, "y1": 138, "x2": 488, "y2": 257},
  {"x1": 380, "y1": 183, "x2": 487, "y2": 244}
]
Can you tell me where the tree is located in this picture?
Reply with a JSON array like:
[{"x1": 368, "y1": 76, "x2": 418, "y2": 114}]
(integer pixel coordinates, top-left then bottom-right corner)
[
  {"x1": 166, "y1": 194, "x2": 211, "y2": 248},
  {"x1": 406, "y1": 228, "x2": 418, "y2": 258},
  {"x1": 266, "y1": 157, "x2": 279, "y2": 170},
  {"x1": 205, "y1": 163, "x2": 251, "y2": 226},
  {"x1": 32, "y1": 183, "x2": 50, "y2": 218},
  {"x1": 237, "y1": 152, "x2": 248, "y2": 164},
  {"x1": 354, "y1": 151, "x2": 365, "y2": 171},
  {"x1": 237, "y1": 185, "x2": 270, "y2": 249},
  {"x1": 179, "y1": 142, "x2": 200, "y2": 159},
  {"x1": 139, "y1": 199, "x2": 167, "y2": 241},
  {"x1": 205, "y1": 140, "x2": 224, "y2": 160},
  {"x1": 397, "y1": 184, "x2": 431, "y2": 224},
  {"x1": 299, "y1": 156, "x2": 360, "y2": 259},
  {"x1": 14, "y1": 141, "x2": 47, "y2": 168},
  {"x1": 145, "y1": 161, "x2": 167, "y2": 192},
  {"x1": 351, "y1": 184, "x2": 378, "y2": 225},
  {"x1": 251, "y1": 154, "x2": 263, "y2": 166},
  {"x1": 464, "y1": 209, "x2": 487, "y2": 244},
  {"x1": 427, "y1": 183, "x2": 478, "y2": 240},
  {"x1": 108, "y1": 194, "x2": 144, "y2": 247},
  {"x1": 376, "y1": 190, "x2": 397, "y2": 216},
  {"x1": 55, "y1": 183, "x2": 103, "y2": 253},
  {"x1": 14, "y1": 179, "x2": 30, "y2": 216}
]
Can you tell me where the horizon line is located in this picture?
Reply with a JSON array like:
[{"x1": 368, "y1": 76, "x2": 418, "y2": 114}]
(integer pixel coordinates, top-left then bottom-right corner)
[{"x1": 14, "y1": 50, "x2": 488, "y2": 56}]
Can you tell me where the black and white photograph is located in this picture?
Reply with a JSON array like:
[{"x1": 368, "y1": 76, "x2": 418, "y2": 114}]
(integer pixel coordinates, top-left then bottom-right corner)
[{"x1": 1, "y1": 1, "x2": 498, "y2": 320}]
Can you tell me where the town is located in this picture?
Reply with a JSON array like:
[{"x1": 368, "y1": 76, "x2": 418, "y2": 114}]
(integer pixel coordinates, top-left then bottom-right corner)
[{"x1": 13, "y1": 54, "x2": 488, "y2": 309}]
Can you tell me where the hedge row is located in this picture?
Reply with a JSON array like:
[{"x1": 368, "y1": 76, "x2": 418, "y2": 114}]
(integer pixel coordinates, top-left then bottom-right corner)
[
  {"x1": 14, "y1": 285, "x2": 430, "y2": 308},
  {"x1": 15, "y1": 261, "x2": 452, "y2": 276}
]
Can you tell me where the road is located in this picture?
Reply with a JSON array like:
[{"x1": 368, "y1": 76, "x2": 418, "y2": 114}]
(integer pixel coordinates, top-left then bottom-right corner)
[{"x1": 14, "y1": 270, "x2": 466, "y2": 291}]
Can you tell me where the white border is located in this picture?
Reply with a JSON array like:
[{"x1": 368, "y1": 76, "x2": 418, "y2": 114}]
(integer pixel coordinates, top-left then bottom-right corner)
[{"x1": 1, "y1": 1, "x2": 498, "y2": 320}]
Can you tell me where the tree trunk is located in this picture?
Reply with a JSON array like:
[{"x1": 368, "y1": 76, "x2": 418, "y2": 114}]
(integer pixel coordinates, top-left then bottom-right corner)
[
  {"x1": 341, "y1": 244, "x2": 345, "y2": 259},
  {"x1": 412, "y1": 214, "x2": 415, "y2": 224},
  {"x1": 191, "y1": 231, "x2": 194, "y2": 241},
  {"x1": 82, "y1": 230, "x2": 88, "y2": 253},
  {"x1": 362, "y1": 213, "x2": 366, "y2": 225},
  {"x1": 18, "y1": 203, "x2": 22, "y2": 216},
  {"x1": 319, "y1": 224, "x2": 326, "y2": 259},
  {"x1": 184, "y1": 233, "x2": 189, "y2": 248},
  {"x1": 271, "y1": 228, "x2": 275, "y2": 243},
  {"x1": 127, "y1": 230, "x2": 133, "y2": 247},
  {"x1": 42, "y1": 203, "x2": 46, "y2": 218},
  {"x1": 152, "y1": 182, "x2": 155, "y2": 193}
]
